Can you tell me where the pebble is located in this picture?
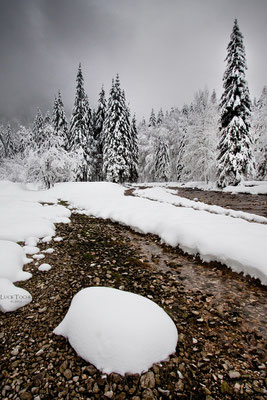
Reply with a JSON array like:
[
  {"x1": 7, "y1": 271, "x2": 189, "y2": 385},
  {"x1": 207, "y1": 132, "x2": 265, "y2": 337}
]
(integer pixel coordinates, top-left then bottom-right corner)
[
  {"x1": 140, "y1": 371, "x2": 155, "y2": 389},
  {"x1": 229, "y1": 370, "x2": 241, "y2": 379},
  {"x1": 63, "y1": 369, "x2": 72, "y2": 380}
]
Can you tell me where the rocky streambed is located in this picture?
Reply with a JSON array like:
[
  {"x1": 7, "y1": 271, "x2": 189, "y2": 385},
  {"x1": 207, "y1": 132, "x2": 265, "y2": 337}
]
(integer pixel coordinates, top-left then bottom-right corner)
[{"x1": 0, "y1": 202, "x2": 266, "y2": 399}]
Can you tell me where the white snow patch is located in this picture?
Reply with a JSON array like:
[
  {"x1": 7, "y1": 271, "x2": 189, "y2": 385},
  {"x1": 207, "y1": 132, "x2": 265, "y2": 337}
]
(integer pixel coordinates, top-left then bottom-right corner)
[
  {"x1": 0, "y1": 240, "x2": 32, "y2": 282},
  {"x1": 23, "y1": 246, "x2": 40, "y2": 255},
  {"x1": 134, "y1": 187, "x2": 267, "y2": 224},
  {"x1": 25, "y1": 237, "x2": 39, "y2": 247},
  {"x1": 54, "y1": 287, "x2": 178, "y2": 375},
  {"x1": 54, "y1": 237, "x2": 63, "y2": 242},
  {"x1": 0, "y1": 278, "x2": 32, "y2": 312},
  {"x1": 33, "y1": 254, "x2": 45, "y2": 260},
  {"x1": 42, "y1": 248, "x2": 54, "y2": 254},
  {"x1": 38, "y1": 263, "x2": 51, "y2": 271}
]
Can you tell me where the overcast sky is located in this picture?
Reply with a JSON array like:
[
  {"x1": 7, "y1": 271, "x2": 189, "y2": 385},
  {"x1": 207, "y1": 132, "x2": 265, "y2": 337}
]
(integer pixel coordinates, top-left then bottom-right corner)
[{"x1": 0, "y1": 0, "x2": 266, "y2": 123}]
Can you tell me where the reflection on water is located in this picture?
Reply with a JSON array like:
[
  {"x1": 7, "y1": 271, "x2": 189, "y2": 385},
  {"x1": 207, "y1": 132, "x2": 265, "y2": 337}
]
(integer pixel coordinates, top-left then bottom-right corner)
[{"x1": 128, "y1": 231, "x2": 267, "y2": 339}]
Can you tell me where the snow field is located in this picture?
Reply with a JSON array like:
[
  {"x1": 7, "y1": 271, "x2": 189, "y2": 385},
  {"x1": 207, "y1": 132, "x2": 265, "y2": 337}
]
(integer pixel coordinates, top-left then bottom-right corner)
[{"x1": 54, "y1": 287, "x2": 178, "y2": 375}]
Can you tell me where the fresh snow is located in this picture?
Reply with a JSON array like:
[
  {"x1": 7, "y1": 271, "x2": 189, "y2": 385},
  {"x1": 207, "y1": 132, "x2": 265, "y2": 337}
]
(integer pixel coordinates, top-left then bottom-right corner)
[
  {"x1": 0, "y1": 278, "x2": 32, "y2": 312},
  {"x1": 54, "y1": 287, "x2": 178, "y2": 375},
  {"x1": 133, "y1": 180, "x2": 267, "y2": 195},
  {"x1": 134, "y1": 187, "x2": 267, "y2": 224},
  {"x1": 0, "y1": 240, "x2": 32, "y2": 282},
  {"x1": 42, "y1": 248, "x2": 54, "y2": 254},
  {"x1": 49, "y1": 182, "x2": 267, "y2": 285},
  {"x1": 23, "y1": 246, "x2": 40, "y2": 255},
  {"x1": 33, "y1": 254, "x2": 45, "y2": 260},
  {"x1": 38, "y1": 263, "x2": 52, "y2": 271}
]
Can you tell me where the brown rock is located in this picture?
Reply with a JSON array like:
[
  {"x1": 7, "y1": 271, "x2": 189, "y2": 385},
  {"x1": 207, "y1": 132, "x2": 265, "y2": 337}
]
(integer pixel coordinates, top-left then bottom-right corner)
[
  {"x1": 142, "y1": 388, "x2": 156, "y2": 400},
  {"x1": 63, "y1": 369, "x2": 72, "y2": 380},
  {"x1": 140, "y1": 371, "x2": 155, "y2": 389}
]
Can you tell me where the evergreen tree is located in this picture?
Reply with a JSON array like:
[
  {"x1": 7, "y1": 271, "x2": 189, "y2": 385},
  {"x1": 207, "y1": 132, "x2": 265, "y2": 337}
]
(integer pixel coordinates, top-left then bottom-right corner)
[
  {"x1": 157, "y1": 108, "x2": 164, "y2": 125},
  {"x1": 52, "y1": 91, "x2": 68, "y2": 149},
  {"x1": 211, "y1": 89, "x2": 217, "y2": 105},
  {"x1": 102, "y1": 75, "x2": 133, "y2": 183},
  {"x1": 1, "y1": 124, "x2": 16, "y2": 158},
  {"x1": 33, "y1": 108, "x2": 45, "y2": 148},
  {"x1": 93, "y1": 86, "x2": 106, "y2": 181},
  {"x1": 154, "y1": 136, "x2": 170, "y2": 182},
  {"x1": 69, "y1": 63, "x2": 96, "y2": 181},
  {"x1": 44, "y1": 111, "x2": 51, "y2": 126},
  {"x1": 148, "y1": 109, "x2": 157, "y2": 127},
  {"x1": 129, "y1": 114, "x2": 139, "y2": 182},
  {"x1": 217, "y1": 19, "x2": 255, "y2": 188}
]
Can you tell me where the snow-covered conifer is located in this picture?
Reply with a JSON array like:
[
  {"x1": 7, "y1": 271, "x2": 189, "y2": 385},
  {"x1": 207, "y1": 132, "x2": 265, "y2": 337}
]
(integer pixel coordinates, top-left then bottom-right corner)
[
  {"x1": 52, "y1": 91, "x2": 68, "y2": 149},
  {"x1": 69, "y1": 63, "x2": 96, "y2": 181},
  {"x1": 129, "y1": 114, "x2": 139, "y2": 182},
  {"x1": 217, "y1": 19, "x2": 255, "y2": 188},
  {"x1": 148, "y1": 109, "x2": 157, "y2": 127},
  {"x1": 153, "y1": 135, "x2": 170, "y2": 182},
  {"x1": 32, "y1": 108, "x2": 45, "y2": 147},
  {"x1": 102, "y1": 75, "x2": 133, "y2": 183},
  {"x1": 157, "y1": 108, "x2": 164, "y2": 125}
]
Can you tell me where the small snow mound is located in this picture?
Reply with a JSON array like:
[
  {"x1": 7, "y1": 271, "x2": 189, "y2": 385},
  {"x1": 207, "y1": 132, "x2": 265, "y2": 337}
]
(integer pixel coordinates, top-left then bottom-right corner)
[
  {"x1": 53, "y1": 287, "x2": 178, "y2": 375},
  {"x1": 0, "y1": 278, "x2": 32, "y2": 312},
  {"x1": 38, "y1": 264, "x2": 51, "y2": 271},
  {"x1": 54, "y1": 236, "x2": 63, "y2": 242},
  {"x1": 23, "y1": 246, "x2": 40, "y2": 255}
]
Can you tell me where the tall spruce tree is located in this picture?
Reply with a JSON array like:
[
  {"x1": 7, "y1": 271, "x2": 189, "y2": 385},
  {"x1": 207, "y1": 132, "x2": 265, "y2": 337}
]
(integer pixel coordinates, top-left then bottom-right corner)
[
  {"x1": 52, "y1": 91, "x2": 68, "y2": 149},
  {"x1": 33, "y1": 108, "x2": 45, "y2": 148},
  {"x1": 154, "y1": 137, "x2": 170, "y2": 182},
  {"x1": 94, "y1": 86, "x2": 106, "y2": 180},
  {"x1": 217, "y1": 19, "x2": 254, "y2": 188},
  {"x1": 129, "y1": 114, "x2": 139, "y2": 182},
  {"x1": 69, "y1": 63, "x2": 96, "y2": 181},
  {"x1": 148, "y1": 109, "x2": 157, "y2": 127},
  {"x1": 157, "y1": 108, "x2": 164, "y2": 125},
  {"x1": 102, "y1": 75, "x2": 133, "y2": 183}
]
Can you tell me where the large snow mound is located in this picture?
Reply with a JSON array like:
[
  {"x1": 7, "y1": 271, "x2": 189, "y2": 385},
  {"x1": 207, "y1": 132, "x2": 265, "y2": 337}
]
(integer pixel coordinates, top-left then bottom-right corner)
[
  {"x1": 0, "y1": 240, "x2": 32, "y2": 282},
  {"x1": 0, "y1": 278, "x2": 32, "y2": 312},
  {"x1": 54, "y1": 287, "x2": 178, "y2": 375}
]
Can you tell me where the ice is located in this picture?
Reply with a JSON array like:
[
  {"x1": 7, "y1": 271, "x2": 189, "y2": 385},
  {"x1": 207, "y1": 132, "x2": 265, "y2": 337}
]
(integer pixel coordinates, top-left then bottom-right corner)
[
  {"x1": 54, "y1": 287, "x2": 178, "y2": 375},
  {"x1": 0, "y1": 278, "x2": 32, "y2": 312}
]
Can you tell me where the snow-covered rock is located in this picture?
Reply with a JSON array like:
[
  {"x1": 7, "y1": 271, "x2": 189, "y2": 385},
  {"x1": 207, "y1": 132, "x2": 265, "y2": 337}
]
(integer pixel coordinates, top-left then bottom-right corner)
[
  {"x1": 38, "y1": 263, "x2": 51, "y2": 271},
  {"x1": 0, "y1": 278, "x2": 32, "y2": 312},
  {"x1": 54, "y1": 287, "x2": 178, "y2": 375}
]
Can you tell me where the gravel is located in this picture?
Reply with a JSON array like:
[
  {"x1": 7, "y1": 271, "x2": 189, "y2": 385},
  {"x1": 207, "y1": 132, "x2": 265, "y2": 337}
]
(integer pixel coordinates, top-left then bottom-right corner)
[{"x1": 0, "y1": 200, "x2": 266, "y2": 399}]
